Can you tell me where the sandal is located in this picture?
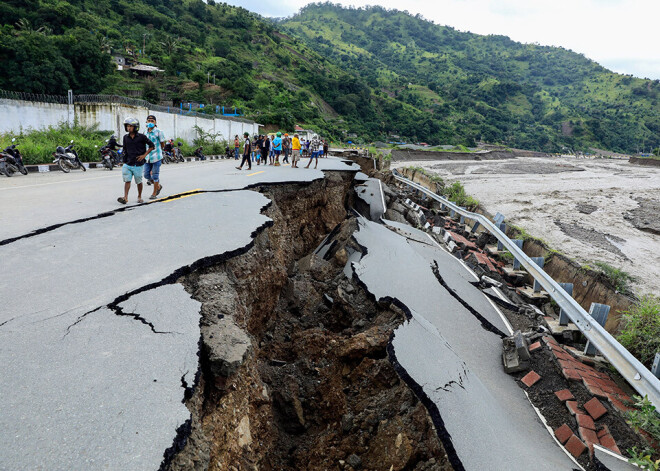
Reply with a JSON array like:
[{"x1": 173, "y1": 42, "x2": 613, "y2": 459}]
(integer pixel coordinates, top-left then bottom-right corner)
[
  {"x1": 156, "y1": 184, "x2": 162, "y2": 196},
  {"x1": 137, "y1": 198, "x2": 144, "y2": 204},
  {"x1": 149, "y1": 195, "x2": 157, "y2": 200},
  {"x1": 117, "y1": 197, "x2": 127, "y2": 204}
]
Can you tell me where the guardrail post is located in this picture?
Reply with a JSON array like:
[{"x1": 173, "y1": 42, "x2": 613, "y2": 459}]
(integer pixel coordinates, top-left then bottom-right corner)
[
  {"x1": 558, "y1": 283, "x2": 574, "y2": 325},
  {"x1": 584, "y1": 303, "x2": 611, "y2": 355},
  {"x1": 494, "y1": 212, "x2": 505, "y2": 226},
  {"x1": 497, "y1": 223, "x2": 506, "y2": 250},
  {"x1": 470, "y1": 221, "x2": 481, "y2": 234},
  {"x1": 512, "y1": 239, "x2": 524, "y2": 269},
  {"x1": 530, "y1": 257, "x2": 544, "y2": 292},
  {"x1": 449, "y1": 209, "x2": 455, "y2": 218},
  {"x1": 652, "y1": 353, "x2": 660, "y2": 379}
]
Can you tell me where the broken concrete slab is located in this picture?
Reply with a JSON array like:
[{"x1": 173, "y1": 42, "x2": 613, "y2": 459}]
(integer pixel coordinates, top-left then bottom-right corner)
[{"x1": 202, "y1": 316, "x2": 252, "y2": 378}]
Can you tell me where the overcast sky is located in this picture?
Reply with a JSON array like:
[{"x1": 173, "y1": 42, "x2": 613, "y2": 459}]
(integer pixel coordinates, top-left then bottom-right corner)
[{"x1": 227, "y1": 0, "x2": 660, "y2": 80}]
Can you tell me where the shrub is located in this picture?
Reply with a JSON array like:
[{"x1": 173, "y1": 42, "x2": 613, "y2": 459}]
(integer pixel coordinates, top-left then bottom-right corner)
[
  {"x1": 443, "y1": 181, "x2": 478, "y2": 209},
  {"x1": 617, "y1": 295, "x2": 660, "y2": 368},
  {"x1": 0, "y1": 123, "x2": 111, "y2": 165},
  {"x1": 594, "y1": 261, "x2": 636, "y2": 294}
]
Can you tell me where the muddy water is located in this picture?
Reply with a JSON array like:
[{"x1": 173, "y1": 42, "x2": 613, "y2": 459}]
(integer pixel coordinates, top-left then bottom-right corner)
[{"x1": 404, "y1": 156, "x2": 660, "y2": 296}]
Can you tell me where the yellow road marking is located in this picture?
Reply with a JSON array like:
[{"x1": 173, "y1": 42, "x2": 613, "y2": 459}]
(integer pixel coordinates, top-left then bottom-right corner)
[
  {"x1": 164, "y1": 189, "x2": 202, "y2": 202},
  {"x1": 246, "y1": 171, "x2": 265, "y2": 177}
]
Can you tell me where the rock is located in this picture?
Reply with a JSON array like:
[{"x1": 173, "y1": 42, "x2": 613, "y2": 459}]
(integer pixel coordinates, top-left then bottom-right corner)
[
  {"x1": 236, "y1": 415, "x2": 252, "y2": 447},
  {"x1": 338, "y1": 327, "x2": 390, "y2": 359},
  {"x1": 341, "y1": 413, "x2": 354, "y2": 433},
  {"x1": 202, "y1": 317, "x2": 252, "y2": 378},
  {"x1": 347, "y1": 454, "x2": 362, "y2": 469},
  {"x1": 334, "y1": 247, "x2": 349, "y2": 265}
]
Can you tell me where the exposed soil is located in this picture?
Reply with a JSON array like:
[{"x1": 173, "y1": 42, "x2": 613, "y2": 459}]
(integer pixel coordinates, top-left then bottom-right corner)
[{"x1": 167, "y1": 172, "x2": 448, "y2": 471}]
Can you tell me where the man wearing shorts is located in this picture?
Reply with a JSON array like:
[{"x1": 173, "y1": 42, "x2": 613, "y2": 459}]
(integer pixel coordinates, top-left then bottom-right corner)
[
  {"x1": 118, "y1": 117, "x2": 154, "y2": 204},
  {"x1": 144, "y1": 115, "x2": 166, "y2": 199}
]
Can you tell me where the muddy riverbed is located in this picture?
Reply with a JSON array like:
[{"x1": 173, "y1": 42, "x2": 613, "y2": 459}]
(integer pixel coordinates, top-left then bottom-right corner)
[{"x1": 400, "y1": 156, "x2": 660, "y2": 296}]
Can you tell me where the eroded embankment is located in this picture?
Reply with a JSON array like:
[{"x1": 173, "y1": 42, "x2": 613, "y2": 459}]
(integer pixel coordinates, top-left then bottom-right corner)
[{"x1": 168, "y1": 172, "x2": 448, "y2": 470}]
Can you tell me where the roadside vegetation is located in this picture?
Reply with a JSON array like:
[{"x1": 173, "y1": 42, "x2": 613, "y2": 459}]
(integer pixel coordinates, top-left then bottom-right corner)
[
  {"x1": 617, "y1": 295, "x2": 660, "y2": 369},
  {"x1": 0, "y1": 123, "x2": 234, "y2": 164},
  {"x1": 0, "y1": 123, "x2": 111, "y2": 165},
  {"x1": 594, "y1": 261, "x2": 637, "y2": 295},
  {"x1": 626, "y1": 395, "x2": 660, "y2": 468}
]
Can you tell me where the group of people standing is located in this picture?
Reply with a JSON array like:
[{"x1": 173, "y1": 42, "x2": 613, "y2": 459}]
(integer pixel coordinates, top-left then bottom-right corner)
[
  {"x1": 115, "y1": 115, "x2": 332, "y2": 203},
  {"x1": 235, "y1": 132, "x2": 329, "y2": 170}
]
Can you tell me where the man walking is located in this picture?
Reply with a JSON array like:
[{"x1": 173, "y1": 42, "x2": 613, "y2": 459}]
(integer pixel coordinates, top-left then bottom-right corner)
[
  {"x1": 234, "y1": 135, "x2": 240, "y2": 160},
  {"x1": 144, "y1": 115, "x2": 166, "y2": 199},
  {"x1": 236, "y1": 132, "x2": 252, "y2": 170},
  {"x1": 118, "y1": 117, "x2": 154, "y2": 204},
  {"x1": 282, "y1": 133, "x2": 290, "y2": 164}
]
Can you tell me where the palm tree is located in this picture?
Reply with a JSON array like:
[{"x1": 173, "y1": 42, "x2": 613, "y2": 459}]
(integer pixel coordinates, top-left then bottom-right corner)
[
  {"x1": 14, "y1": 18, "x2": 52, "y2": 36},
  {"x1": 160, "y1": 36, "x2": 180, "y2": 55}
]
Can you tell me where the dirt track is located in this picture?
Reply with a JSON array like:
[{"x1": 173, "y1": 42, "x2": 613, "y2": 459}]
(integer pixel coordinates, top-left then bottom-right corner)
[{"x1": 402, "y1": 156, "x2": 660, "y2": 296}]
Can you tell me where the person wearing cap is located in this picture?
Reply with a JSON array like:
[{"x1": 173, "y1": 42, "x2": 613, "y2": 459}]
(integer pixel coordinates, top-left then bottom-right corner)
[
  {"x1": 291, "y1": 134, "x2": 301, "y2": 168},
  {"x1": 272, "y1": 132, "x2": 282, "y2": 166},
  {"x1": 236, "y1": 132, "x2": 252, "y2": 170},
  {"x1": 118, "y1": 117, "x2": 155, "y2": 204},
  {"x1": 144, "y1": 114, "x2": 166, "y2": 199}
]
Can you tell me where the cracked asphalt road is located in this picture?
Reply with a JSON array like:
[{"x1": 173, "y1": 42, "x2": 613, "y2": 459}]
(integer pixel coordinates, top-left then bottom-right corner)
[
  {"x1": 352, "y1": 218, "x2": 579, "y2": 470},
  {"x1": 0, "y1": 158, "x2": 360, "y2": 470}
]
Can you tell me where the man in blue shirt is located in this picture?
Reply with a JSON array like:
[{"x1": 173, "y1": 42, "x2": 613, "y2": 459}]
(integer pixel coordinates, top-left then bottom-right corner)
[{"x1": 272, "y1": 132, "x2": 282, "y2": 166}]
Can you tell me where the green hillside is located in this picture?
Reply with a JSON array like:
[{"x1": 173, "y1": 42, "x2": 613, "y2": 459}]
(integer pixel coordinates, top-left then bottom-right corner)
[
  {"x1": 283, "y1": 2, "x2": 660, "y2": 152},
  {"x1": 1, "y1": 0, "x2": 659, "y2": 152}
]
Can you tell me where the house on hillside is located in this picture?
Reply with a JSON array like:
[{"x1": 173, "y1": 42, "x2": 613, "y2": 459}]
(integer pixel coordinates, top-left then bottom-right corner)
[
  {"x1": 294, "y1": 125, "x2": 317, "y2": 141},
  {"x1": 129, "y1": 64, "x2": 165, "y2": 77},
  {"x1": 112, "y1": 54, "x2": 133, "y2": 71}
]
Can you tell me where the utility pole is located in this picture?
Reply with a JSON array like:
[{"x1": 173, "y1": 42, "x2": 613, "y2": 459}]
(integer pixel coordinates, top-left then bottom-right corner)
[{"x1": 207, "y1": 71, "x2": 210, "y2": 84}]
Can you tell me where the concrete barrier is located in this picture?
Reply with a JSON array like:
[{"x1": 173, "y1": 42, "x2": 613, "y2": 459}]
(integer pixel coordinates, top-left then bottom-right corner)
[{"x1": 0, "y1": 98, "x2": 259, "y2": 145}]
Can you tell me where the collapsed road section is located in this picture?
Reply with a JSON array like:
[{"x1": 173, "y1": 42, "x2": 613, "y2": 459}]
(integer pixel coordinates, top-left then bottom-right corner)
[{"x1": 1, "y1": 156, "x2": 652, "y2": 470}]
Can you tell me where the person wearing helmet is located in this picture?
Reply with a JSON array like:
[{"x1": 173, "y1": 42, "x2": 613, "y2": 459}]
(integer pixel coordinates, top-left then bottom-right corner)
[
  {"x1": 272, "y1": 131, "x2": 282, "y2": 166},
  {"x1": 118, "y1": 117, "x2": 155, "y2": 204}
]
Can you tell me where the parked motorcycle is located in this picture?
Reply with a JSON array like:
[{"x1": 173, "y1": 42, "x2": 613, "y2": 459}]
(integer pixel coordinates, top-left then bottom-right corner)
[
  {"x1": 53, "y1": 140, "x2": 86, "y2": 173},
  {"x1": 175, "y1": 142, "x2": 185, "y2": 162},
  {"x1": 97, "y1": 145, "x2": 114, "y2": 170},
  {"x1": 0, "y1": 138, "x2": 28, "y2": 176}
]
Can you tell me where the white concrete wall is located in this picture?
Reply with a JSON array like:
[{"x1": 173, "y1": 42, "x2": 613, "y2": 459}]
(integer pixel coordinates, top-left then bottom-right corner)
[
  {"x1": 0, "y1": 98, "x2": 257, "y2": 145},
  {"x1": 0, "y1": 99, "x2": 71, "y2": 134}
]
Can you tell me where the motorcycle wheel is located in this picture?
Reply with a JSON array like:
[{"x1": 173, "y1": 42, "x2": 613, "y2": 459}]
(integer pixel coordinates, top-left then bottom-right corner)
[
  {"x1": 178, "y1": 152, "x2": 185, "y2": 163},
  {"x1": 58, "y1": 159, "x2": 71, "y2": 173},
  {"x1": 19, "y1": 165, "x2": 28, "y2": 175},
  {"x1": 79, "y1": 160, "x2": 87, "y2": 172},
  {"x1": 106, "y1": 160, "x2": 113, "y2": 170},
  {"x1": 1, "y1": 166, "x2": 11, "y2": 177}
]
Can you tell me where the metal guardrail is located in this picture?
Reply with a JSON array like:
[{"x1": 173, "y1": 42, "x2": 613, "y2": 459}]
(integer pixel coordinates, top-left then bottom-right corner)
[{"x1": 392, "y1": 170, "x2": 660, "y2": 409}]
